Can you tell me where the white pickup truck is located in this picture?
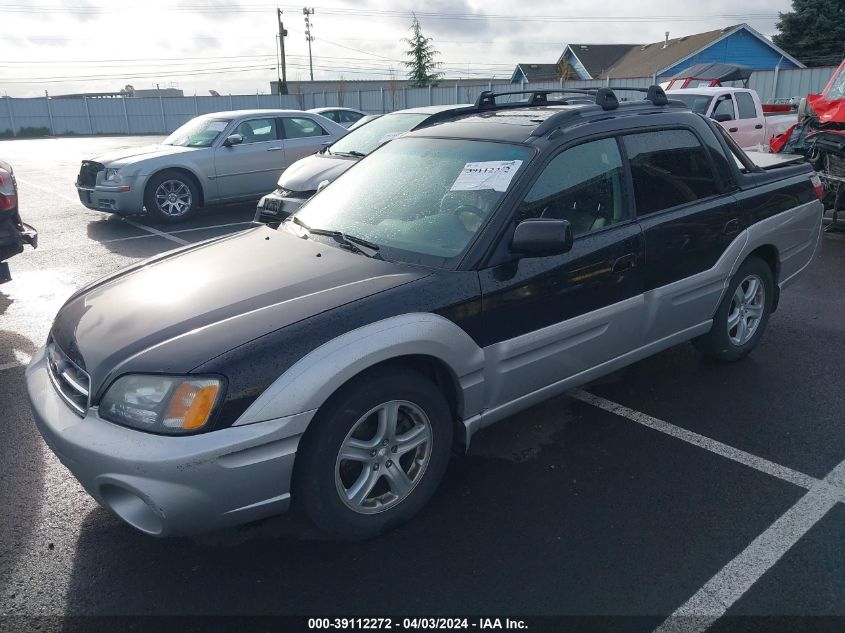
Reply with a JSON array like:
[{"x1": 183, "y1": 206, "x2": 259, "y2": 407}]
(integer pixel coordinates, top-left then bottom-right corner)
[{"x1": 667, "y1": 87, "x2": 795, "y2": 150}]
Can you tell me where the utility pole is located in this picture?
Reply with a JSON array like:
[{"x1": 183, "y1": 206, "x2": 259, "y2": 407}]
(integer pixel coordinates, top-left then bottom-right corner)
[
  {"x1": 277, "y1": 8, "x2": 288, "y2": 94},
  {"x1": 303, "y1": 7, "x2": 315, "y2": 81}
]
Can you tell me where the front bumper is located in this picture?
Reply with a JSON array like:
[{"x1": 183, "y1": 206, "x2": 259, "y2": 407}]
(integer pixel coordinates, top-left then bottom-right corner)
[
  {"x1": 27, "y1": 346, "x2": 314, "y2": 537},
  {"x1": 254, "y1": 190, "x2": 309, "y2": 228},
  {"x1": 76, "y1": 180, "x2": 145, "y2": 215}
]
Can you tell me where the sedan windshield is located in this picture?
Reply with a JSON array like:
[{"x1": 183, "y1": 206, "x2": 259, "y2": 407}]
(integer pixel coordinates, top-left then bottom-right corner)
[
  {"x1": 328, "y1": 113, "x2": 431, "y2": 156},
  {"x1": 290, "y1": 137, "x2": 533, "y2": 266},
  {"x1": 163, "y1": 118, "x2": 231, "y2": 147},
  {"x1": 670, "y1": 94, "x2": 713, "y2": 115}
]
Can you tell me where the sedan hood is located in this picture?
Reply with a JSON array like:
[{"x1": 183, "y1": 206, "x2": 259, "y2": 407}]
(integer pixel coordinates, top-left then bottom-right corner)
[
  {"x1": 91, "y1": 144, "x2": 196, "y2": 167},
  {"x1": 51, "y1": 227, "x2": 427, "y2": 398},
  {"x1": 278, "y1": 152, "x2": 359, "y2": 191}
]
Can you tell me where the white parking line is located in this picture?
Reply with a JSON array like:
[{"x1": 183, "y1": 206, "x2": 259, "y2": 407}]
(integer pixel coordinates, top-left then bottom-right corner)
[
  {"x1": 15, "y1": 176, "x2": 79, "y2": 205},
  {"x1": 652, "y1": 460, "x2": 845, "y2": 633},
  {"x1": 0, "y1": 361, "x2": 23, "y2": 372},
  {"x1": 14, "y1": 176, "x2": 189, "y2": 245},
  {"x1": 572, "y1": 389, "x2": 845, "y2": 633},
  {"x1": 169, "y1": 221, "x2": 253, "y2": 234},
  {"x1": 571, "y1": 390, "x2": 820, "y2": 490},
  {"x1": 120, "y1": 217, "x2": 189, "y2": 245}
]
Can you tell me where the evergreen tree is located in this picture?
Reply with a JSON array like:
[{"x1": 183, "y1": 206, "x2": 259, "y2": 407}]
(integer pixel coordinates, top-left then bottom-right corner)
[
  {"x1": 773, "y1": 0, "x2": 845, "y2": 67},
  {"x1": 403, "y1": 15, "x2": 443, "y2": 87}
]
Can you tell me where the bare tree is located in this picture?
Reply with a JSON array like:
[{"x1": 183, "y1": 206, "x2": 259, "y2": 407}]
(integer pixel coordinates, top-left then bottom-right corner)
[
  {"x1": 388, "y1": 67, "x2": 400, "y2": 112},
  {"x1": 290, "y1": 75, "x2": 306, "y2": 109},
  {"x1": 336, "y1": 75, "x2": 346, "y2": 107}
]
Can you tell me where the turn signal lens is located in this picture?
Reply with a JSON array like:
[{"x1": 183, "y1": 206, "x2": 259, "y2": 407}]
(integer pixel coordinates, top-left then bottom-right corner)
[{"x1": 163, "y1": 381, "x2": 221, "y2": 430}]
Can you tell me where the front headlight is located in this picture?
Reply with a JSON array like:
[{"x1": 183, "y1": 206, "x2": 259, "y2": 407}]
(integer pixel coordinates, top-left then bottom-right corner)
[
  {"x1": 103, "y1": 167, "x2": 123, "y2": 183},
  {"x1": 99, "y1": 374, "x2": 225, "y2": 434}
]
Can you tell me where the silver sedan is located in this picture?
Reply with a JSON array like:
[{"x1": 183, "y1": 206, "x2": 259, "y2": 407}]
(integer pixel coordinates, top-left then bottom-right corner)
[{"x1": 75, "y1": 109, "x2": 348, "y2": 223}]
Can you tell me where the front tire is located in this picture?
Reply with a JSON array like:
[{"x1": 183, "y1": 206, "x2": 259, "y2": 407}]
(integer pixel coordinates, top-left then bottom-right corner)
[
  {"x1": 143, "y1": 170, "x2": 199, "y2": 223},
  {"x1": 294, "y1": 367, "x2": 454, "y2": 539},
  {"x1": 693, "y1": 256, "x2": 774, "y2": 361}
]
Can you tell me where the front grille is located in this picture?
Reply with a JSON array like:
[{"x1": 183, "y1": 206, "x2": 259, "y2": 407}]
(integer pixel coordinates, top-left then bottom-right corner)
[
  {"x1": 77, "y1": 161, "x2": 103, "y2": 188},
  {"x1": 46, "y1": 339, "x2": 90, "y2": 416}
]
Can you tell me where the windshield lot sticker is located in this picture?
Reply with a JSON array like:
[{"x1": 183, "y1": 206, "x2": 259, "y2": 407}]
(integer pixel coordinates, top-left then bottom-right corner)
[
  {"x1": 207, "y1": 121, "x2": 228, "y2": 132},
  {"x1": 379, "y1": 132, "x2": 402, "y2": 143},
  {"x1": 451, "y1": 160, "x2": 522, "y2": 192}
]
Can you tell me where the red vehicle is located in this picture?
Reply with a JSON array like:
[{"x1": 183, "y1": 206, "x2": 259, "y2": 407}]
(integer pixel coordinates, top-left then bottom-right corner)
[
  {"x1": 771, "y1": 58, "x2": 845, "y2": 227},
  {"x1": 666, "y1": 63, "x2": 753, "y2": 90}
]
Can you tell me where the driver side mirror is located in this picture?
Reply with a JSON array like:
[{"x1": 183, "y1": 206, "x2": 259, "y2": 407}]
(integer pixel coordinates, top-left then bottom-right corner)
[
  {"x1": 511, "y1": 218, "x2": 573, "y2": 256},
  {"x1": 713, "y1": 113, "x2": 733, "y2": 123},
  {"x1": 223, "y1": 133, "x2": 243, "y2": 147}
]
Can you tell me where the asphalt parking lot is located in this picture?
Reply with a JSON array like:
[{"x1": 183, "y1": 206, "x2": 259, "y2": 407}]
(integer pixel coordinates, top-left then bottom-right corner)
[{"x1": 1, "y1": 136, "x2": 844, "y2": 632}]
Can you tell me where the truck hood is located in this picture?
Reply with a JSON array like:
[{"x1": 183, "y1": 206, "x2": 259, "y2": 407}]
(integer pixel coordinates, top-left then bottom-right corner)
[
  {"x1": 91, "y1": 143, "x2": 197, "y2": 167},
  {"x1": 50, "y1": 226, "x2": 427, "y2": 398},
  {"x1": 278, "y1": 152, "x2": 358, "y2": 191}
]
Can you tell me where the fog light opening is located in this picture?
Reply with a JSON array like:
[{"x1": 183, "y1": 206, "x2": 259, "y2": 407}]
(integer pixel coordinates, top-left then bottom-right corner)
[{"x1": 99, "y1": 484, "x2": 164, "y2": 535}]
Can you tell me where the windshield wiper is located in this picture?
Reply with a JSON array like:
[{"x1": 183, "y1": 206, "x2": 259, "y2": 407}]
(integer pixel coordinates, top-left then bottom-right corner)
[
  {"x1": 291, "y1": 216, "x2": 381, "y2": 258},
  {"x1": 331, "y1": 150, "x2": 366, "y2": 158}
]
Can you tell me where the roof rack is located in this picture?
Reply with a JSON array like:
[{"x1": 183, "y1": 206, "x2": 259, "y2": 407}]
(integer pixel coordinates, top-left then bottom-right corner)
[{"x1": 473, "y1": 84, "x2": 672, "y2": 113}]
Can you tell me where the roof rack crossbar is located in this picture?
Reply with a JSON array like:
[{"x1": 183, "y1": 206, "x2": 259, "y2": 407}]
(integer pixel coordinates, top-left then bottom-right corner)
[
  {"x1": 474, "y1": 84, "x2": 671, "y2": 112},
  {"x1": 474, "y1": 88, "x2": 604, "y2": 109}
]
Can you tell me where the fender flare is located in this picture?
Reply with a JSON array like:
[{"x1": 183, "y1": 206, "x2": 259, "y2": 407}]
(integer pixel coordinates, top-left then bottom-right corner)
[{"x1": 233, "y1": 313, "x2": 486, "y2": 427}]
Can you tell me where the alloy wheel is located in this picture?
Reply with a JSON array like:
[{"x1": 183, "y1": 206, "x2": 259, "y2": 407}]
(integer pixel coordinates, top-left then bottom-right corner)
[
  {"x1": 334, "y1": 400, "x2": 433, "y2": 514},
  {"x1": 727, "y1": 273, "x2": 765, "y2": 346},
  {"x1": 154, "y1": 179, "x2": 192, "y2": 217}
]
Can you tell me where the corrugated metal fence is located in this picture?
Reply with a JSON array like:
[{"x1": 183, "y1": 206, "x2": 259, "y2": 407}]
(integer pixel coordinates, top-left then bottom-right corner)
[{"x1": 1, "y1": 66, "x2": 837, "y2": 137}]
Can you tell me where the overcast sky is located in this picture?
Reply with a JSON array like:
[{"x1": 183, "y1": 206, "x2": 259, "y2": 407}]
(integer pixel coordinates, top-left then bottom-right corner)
[{"x1": 1, "y1": 0, "x2": 795, "y2": 97}]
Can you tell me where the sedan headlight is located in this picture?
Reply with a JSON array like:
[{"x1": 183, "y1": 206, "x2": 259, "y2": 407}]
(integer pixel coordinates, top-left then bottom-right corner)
[
  {"x1": 103, "y1": 167, "x2": 123, "y2": 183},
  {"x1": 99, "y1": 374, "x2": 225, "y2": 434}
]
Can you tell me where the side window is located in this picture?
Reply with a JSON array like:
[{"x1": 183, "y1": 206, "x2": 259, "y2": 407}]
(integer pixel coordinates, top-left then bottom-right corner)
[
  {"x1": 712, "y1": 95, "x2": 735, "y2": 120},
  {"x1": 623, "y1": 129, "x2": 720, "y2": 215},
  {"x1": 233, "y1": 118, "x2": 277, "y2": 144},
  {"x1": 518, "y1": 138, "x2": 628, "y2": 236},
  {"x1": 340, "y1": 110, "x2": 363, "y2": 124},
  {"x1": 283, "y1": 117, "x2": 328, "y2": 139},
  {"x1": 735, "y1": 92, "x2": 757, "y2": 119}
]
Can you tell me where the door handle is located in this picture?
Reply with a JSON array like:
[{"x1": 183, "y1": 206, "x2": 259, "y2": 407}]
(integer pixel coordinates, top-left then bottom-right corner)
[
  {"x1": 729, "y1": 127, "x2": 738, "y2": 133},
  {"x1": 723, "y1": 219, "x2": 740, "y2": 235},
  {"x1": 611, "y1": 253, "x2": 637, "y2": 273},
  {"x1": 754, "y1": 124, "x2": 763, "y2": 129},
  {"x1": 266, "y1": 146, "x2": 283, "y2": 152}
]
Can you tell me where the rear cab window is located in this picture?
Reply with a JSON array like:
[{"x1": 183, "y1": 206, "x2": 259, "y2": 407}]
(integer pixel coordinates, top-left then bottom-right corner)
[
  {"x1": 735, "y1": 92, "x2": 757, "y2": 119},
  {"x1": 623, "y1": 129, "x2": 720, "y2": 215}
]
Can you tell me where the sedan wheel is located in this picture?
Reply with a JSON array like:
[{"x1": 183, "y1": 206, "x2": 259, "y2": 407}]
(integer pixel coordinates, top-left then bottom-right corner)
[
  {"x1": 143, "y1": 170, "x2": 199, "y2": 223},
  {"x1": 154, "y1": 180, "x2": 193, "y2": 218}
]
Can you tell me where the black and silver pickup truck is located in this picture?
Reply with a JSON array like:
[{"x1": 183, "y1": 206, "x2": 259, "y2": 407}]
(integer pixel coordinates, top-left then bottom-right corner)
[
  {"x1": 28, "y1": 86, "x2": 823, "y2": 539},
  {"x1": 0, "y1": 159, "x2": 38, "y2": 283}
]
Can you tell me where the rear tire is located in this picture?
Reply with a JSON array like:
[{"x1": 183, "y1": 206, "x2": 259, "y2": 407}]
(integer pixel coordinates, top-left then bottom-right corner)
[
  {"x1": 693, "y1": 256, "x2": 774, "y2": 361},
  {"x1": 294, "y1": 366, "x2": 454, "y2": 540},
  {"x1": 143, "y1": 170, "x2": 199, "y2": 223}
]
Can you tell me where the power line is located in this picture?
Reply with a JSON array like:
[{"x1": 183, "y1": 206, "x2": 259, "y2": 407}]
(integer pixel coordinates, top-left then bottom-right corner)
[{"x1": 0, "y1": 2, "x2": 783, "y2": 23}]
